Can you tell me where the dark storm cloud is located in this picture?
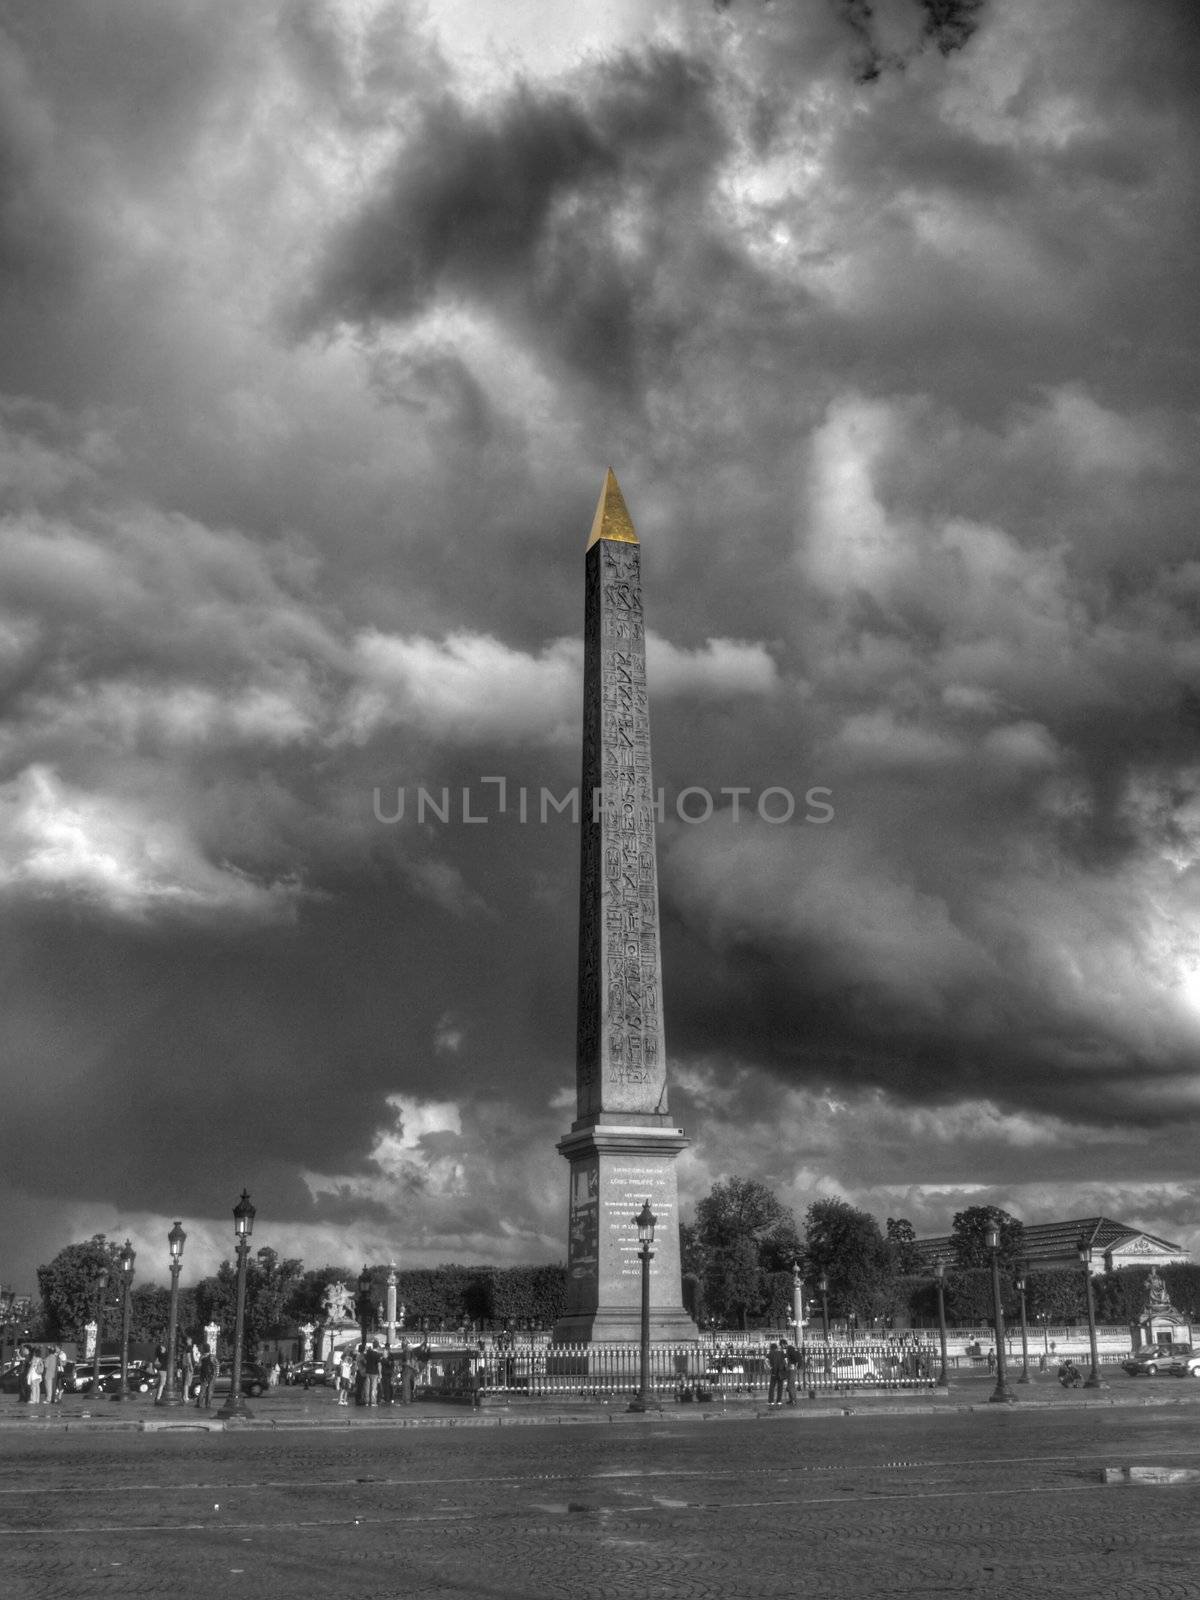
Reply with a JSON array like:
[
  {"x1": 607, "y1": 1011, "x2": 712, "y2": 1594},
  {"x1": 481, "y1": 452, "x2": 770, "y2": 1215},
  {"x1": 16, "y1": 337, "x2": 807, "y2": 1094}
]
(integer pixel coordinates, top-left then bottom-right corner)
[
  {"x1": 300, "y1": 48, "x2": 730, "y2": 402},
  {"x1": 1, "y1": 0, "x2": 1200, "y2": 1284}
]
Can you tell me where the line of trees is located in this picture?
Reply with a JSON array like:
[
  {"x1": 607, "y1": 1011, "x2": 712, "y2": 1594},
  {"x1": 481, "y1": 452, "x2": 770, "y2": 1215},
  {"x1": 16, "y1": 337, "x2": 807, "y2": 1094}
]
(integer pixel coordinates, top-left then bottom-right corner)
[
  {"x1": 31, "y1": 1237, "x2": 570, "y2": 1351},
  {"x1": 27, "y1": 1195, "x2": 1200, "y2": 1351},
  {"x1": 680, "y1": 1184, "x2": 1200, "y2": 1333}
]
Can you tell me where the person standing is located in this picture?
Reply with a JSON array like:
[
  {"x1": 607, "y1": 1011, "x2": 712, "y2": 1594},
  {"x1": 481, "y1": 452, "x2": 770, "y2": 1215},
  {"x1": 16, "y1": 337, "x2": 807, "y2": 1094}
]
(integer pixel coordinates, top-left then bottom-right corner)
[
  {"x1": 27, "y1": 1348, "x2": 44, "y2": 1405},
  {"x1": 196, "y1": 1343, "x2": 217, "y2": 1410},
  {"x1": 766, "y1": 1341, "x2": 786, "y2": 1407},
  {"x1": 380, "y1": 1346, "x2": 395, "y2": 1405},
  {"x1": 336, "y1": 1349, "x2": 353, "y2": 1406},
  {"x1": 153, "y1": 1342, "x2": 169, "y2": 1402},
  {"x1": 43, "y1": 1345, "x2": 61, "y2": 1404},
  {"x1": 399, "y1": 1343, "x2": 417, "y2": 1404},
  {"x1": 784, "y1": 1340, "x2": 800, "y2": 1405},
  {"x1": 364, "y1": 1341, "x2": 382, "y2": 1407}
]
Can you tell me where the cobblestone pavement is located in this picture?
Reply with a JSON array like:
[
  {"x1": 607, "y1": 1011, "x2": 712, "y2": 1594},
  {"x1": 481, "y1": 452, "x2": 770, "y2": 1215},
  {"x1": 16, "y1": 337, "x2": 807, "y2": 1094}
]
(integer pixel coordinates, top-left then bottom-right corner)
[{"x1": 2, "y1": 1405, "x2": 1200, "y2": 1599}]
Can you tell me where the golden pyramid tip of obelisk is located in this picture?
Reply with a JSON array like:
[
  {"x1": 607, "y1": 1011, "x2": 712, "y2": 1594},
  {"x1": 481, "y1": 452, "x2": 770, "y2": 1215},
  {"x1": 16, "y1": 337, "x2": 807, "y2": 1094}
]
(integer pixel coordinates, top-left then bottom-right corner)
[{"x1": 586, "y1": 467, "x2": 638, "y2": 549}]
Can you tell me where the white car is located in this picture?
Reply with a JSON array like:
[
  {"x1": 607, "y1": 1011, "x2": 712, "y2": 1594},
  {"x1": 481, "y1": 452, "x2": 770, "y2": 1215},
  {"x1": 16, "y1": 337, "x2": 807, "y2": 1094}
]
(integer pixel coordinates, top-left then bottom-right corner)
[{"x1": 1170, "y1": 1351, "x2": 1200, "y2": 1378}]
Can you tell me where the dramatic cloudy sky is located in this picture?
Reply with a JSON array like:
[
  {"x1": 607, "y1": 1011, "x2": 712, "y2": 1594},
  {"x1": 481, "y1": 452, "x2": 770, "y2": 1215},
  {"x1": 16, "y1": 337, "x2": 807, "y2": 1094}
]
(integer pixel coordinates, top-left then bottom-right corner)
[{"x1": 2, "y1": 0, "x2": 1199, "y2": 1292}]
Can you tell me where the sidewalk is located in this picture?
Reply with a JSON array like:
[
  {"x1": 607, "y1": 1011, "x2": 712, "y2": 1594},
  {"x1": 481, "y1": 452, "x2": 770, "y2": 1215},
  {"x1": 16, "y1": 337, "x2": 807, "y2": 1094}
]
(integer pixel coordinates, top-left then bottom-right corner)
[{"x1": 3, "y1": 1370, "x2": 1199, "y2": 1434}]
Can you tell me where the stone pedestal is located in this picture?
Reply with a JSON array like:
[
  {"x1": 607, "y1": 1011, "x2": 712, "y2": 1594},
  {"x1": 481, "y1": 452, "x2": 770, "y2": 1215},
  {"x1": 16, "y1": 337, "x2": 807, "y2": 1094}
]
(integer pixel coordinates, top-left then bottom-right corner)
[{"x1": 554, "y1": 1121, "x2": 696, "y2": 1343}]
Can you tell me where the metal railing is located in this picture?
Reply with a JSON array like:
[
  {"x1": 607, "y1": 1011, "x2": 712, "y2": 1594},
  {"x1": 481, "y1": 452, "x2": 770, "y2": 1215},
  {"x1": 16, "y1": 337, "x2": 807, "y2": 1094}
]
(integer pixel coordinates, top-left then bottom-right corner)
[{"x1": 471, "y1": 1340, "x2": 940, "y2": 1402}]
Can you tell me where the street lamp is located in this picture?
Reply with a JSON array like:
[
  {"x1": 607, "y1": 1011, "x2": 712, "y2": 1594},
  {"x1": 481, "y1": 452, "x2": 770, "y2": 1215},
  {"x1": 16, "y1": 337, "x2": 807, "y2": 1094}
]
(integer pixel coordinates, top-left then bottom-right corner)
[
  {"x1": 157, "y1": 1221, "x2": 187, "y2": 1407},
  {"x1": 357, "y1": 1265, "x2": 373, "y2": 1352},
  {"x1": 791, "y1": 1260, "x2": 804, "y2": 1341},
  {"x1": 1015, "y1": 1267, "x2": 1031, "y2": 1384},
  {"x1": 1077, "y1": 1236, "x2": 1107, "y2": 1390},
  {"x1": 627, "y1": 1199, "x2": 656, "y2": 1413},
  {"x1": 111, "y1": 1241, "x2": 136, "y2": 1402},
  {"x1": 933, "y1": 1262, "x2": 949, "y2": 1388},
  {"x1": 817, "y1": 1274, "x2": 830, "y2": 1344},
  {"x1": 985, "y1": 1224, "x2": 1016, "y2": 1404},
  {"x1": 217, "y1": 1190, "x2": 255, "y2": 1420},
  {"x1": 90, "y1": 1266, "x2": 110, "y2": 1401}
]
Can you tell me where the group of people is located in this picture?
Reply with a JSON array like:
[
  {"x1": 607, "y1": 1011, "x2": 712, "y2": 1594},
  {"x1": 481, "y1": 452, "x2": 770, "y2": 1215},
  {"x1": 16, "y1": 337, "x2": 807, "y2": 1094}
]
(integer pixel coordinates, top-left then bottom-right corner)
[
  {"x1": 10, "y1": 1344, "x2": 73, "y2": 1403},
  {"x1": 765, "y1": 1340, "x2": 805, "y2": 1406},
  {"x1": 332, "y1": 1340, "x2": 434, "y2": 1407}
]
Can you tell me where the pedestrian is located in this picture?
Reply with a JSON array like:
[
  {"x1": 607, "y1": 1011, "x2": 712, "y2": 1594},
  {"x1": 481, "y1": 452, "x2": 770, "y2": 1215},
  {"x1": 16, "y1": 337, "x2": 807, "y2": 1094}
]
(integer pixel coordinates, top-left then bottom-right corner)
[
  {"x1": 336, "y1": 1349, "x2": 353, "y2": 1406},
  {"x1": 17, "y1": 1345, "x2": 32, "y2": 1403},
  {"x1": 43, "y1": 1344, "x2": 61, "y2": 1404},
  {"x1": 400, "y1": 1343, "x2": 417, "y2": 1404},
  {"x1": 986, "y1": 1347, "x2": 996, "y2": 1375},
  {"x1": 153, "y1": 1341, "x2": 169, "y2": 1402},
  {"x1": 767, "y1": 1340, "x2": 786, "y2": 1407},
  {"x1": 364, "y1": 1341, "x2": 382, "y2": 1407},
  {"x1": 784, "y1": 1340, "x2": 800, "y2": 1405},
  {"x1": 27, "y1": 1347, "x2": 45, "y2": 1405},
  {"x1": 380, "y1": 1346, "x2": 395, "y2": 1405},
  {"x1": 196, "y1": 1343, "x2": 217, "y2": 1410},
  {"x1": 182, "y1": 1340, "x2": 197, "y2": 1401}
]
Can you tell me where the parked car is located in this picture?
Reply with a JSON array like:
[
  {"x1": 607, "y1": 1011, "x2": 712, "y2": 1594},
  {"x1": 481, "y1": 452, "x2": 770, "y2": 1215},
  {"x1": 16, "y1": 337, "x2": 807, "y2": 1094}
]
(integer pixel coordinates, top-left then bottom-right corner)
[
  {"x1": 285, "y1": 1360, "x2": 327, "y2": 1387},
  {"x1": 828, "y1": 1354, "x2": 882, "y2": 1384},
  {"x1": 0, "y1": 1359, "x2": 24, "y2": 1394},
  {"x1": 1121, "y1": 1348, "x2": 1186, "y2": 1378},
  {"x1": 187, "y1": 1361, "x2": 271, "y2": 1400},
  {"x1": 1169, "y1": 1351, "x2": 1200, "y2": 1378}
]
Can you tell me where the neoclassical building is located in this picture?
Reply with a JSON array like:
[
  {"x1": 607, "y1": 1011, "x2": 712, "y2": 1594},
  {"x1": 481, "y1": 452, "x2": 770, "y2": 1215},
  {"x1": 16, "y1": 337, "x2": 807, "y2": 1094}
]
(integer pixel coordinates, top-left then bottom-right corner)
[{"x1": 915, "y1": 1215, "x2": 1190, "y2": 1276}]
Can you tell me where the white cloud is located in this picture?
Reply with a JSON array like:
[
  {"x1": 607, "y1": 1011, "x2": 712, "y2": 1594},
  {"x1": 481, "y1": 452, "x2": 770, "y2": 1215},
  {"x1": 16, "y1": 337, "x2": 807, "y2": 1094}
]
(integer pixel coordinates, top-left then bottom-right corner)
[{"x1": 0, "y1": 765, "x2": 304, "y2": 921}]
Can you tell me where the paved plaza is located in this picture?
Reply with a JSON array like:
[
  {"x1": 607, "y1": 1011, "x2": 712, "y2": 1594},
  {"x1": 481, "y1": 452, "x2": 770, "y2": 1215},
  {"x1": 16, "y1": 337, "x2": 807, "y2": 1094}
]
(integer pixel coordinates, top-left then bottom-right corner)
[{"x1": 2, "y1": 1384, "x2": 1200, "y2": 1599}]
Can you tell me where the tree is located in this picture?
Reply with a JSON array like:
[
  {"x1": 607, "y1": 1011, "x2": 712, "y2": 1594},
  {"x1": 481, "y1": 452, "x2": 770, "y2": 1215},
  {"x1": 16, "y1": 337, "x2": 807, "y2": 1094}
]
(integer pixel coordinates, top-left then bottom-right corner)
[
  {"x1": 949, "y1": 1207, "x2": 1025, "y2": 1270},
  {"x1": 804, "y1": 1200, "x2": 899, "y2": 1322},
  {"x1": 885, "y1": 1217, "x2": 922, "y2": 1275},
  {"x1": 36, "y1": 1236, "x2": 125, "y2": 1344},
  {"x1": 690, "y1": 1177, "x2": 802, "y2": 1329}
]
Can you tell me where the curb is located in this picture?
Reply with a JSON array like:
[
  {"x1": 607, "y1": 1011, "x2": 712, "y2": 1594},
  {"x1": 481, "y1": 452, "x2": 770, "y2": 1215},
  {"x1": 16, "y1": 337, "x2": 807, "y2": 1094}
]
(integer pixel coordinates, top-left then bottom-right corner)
[{"x1": 3, "y1": 1387, "x2": 1198, "y2": 1436}]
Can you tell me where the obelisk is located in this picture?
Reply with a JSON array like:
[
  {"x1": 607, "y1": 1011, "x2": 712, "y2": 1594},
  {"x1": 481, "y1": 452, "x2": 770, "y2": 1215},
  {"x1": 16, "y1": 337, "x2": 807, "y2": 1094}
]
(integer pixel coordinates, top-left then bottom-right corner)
[{"x1": 553, "y1": 470, "x2": 696, "y2": 1344}]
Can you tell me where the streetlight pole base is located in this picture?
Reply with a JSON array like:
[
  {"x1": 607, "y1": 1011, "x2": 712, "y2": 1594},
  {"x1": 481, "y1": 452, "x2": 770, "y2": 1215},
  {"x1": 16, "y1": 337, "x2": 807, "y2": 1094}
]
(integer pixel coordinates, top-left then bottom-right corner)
[
  {"x1": 216, "y1": 1395, "x2": 254, "y2": 1421},
  {"x1": 936, "y1": 1375, "x2": 949, "y2": 1389},
  {"x1": 626, "y1": 1398, "x2": 649, "y2": 1413},
  {"x1": 988, "y1": 1384, "x2": 1017, "y2": 1404},
  {"x1": 156, "y1": 1392, "x2": 185, "y2": 1409},
  {"x1": 1083, "y1": 1376, "x2": 1108, "y2": 1390}
]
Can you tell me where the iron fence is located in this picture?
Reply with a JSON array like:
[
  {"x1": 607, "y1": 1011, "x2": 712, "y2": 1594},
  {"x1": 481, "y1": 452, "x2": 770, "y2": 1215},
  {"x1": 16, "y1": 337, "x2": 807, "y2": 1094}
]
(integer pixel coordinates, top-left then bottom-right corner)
[{"x1": 474, "y1": 1339, "x2": 939, "y2": 1401}]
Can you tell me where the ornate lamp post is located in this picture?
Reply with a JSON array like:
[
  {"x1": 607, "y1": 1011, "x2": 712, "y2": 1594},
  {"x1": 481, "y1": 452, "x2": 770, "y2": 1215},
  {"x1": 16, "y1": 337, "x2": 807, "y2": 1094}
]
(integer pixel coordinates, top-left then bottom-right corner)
[
  {"x1": 90, "y1": 1266, "x2": 110, "y2": 1400},
  {"x1": 933, "y1": 1261, "x2": 949, "y2": 1388},
  {"x1": 111, "y1": 1241, "x2": 136, "y2": 1402},
  {"x1": 627, "y1": 1199, "x2": 657, "y2": 1414},
  {"x1": 1077, "y1": 1236, "x2": 1107, "y2": 1390},
  {"x1": 985, "y1": 1224, "x2": 1016, "y2": 1404},
  {"x1": 817, "y1": 1274, "x2": 830, "y2": 1344},
  {"x1": 157, "y1": 1221, "x2": 187, "y2": 1407},
  {"x1": 217, "y1": 1190, "x2": 255, "y2": 1420},
  {"x1": 1015, "y1": 1266, "x2": 1031, "y2": 1384},
  {"x1": 791, "y1": 1260, "x2": 804, "y2": 1345},
  {"x1": 357, "y1": 1265, "x2": 373, "y2": 1352}
]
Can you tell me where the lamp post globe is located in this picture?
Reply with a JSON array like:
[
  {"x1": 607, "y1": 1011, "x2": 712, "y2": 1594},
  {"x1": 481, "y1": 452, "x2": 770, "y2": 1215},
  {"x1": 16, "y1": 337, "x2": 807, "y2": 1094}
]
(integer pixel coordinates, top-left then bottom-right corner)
[
  {"x1": 218, "y1": 1190, "x2": 255, "y2": 1420},
  {"x1": 1077, "y1": 1236, "x2": 1108, "y2": 1390},
  {"x1": 985, "y1": 1224, "x2": 1016, "y2": 1404},
  {"x1": 933, "y1": 1262, "x2": 949, "y2": 1388},
  {"x1": 627, "y1": 1199, "x2": 657, "y2": 1414},
  {"x1": 111, "y1": 1242, "x2": 136, "y2": 1402},
  {"x1": 90, "y1": 1266, "x2": 110, "y2": 1402},
  {"x1": 158, "y1": 1222, "x2": 187, "y2": 1407}
]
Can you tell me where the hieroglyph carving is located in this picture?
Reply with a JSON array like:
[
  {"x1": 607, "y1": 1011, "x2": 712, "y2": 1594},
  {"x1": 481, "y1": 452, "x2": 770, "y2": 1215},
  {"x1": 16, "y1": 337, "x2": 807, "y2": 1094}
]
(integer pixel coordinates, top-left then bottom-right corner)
[{"x1": 576, "y1": 540, "x2": 667, "y2": 1118}]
